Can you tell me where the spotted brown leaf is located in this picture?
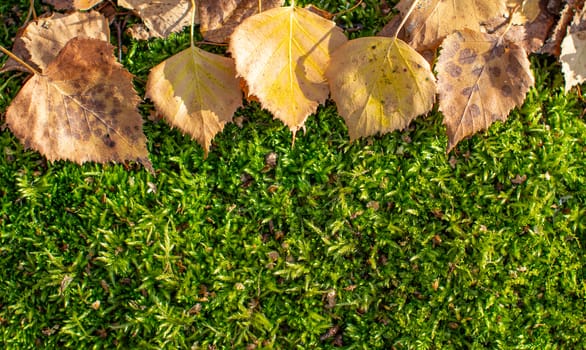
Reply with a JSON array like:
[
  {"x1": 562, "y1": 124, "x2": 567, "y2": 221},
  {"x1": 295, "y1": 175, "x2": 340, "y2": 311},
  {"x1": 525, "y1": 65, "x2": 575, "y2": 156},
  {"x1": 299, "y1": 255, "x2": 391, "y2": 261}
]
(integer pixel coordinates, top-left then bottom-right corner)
[
  {"x1": 6, "y1": 38, "x2": 152, "y2": 170},
  {"x1": 437, "y1": 29, "x2": 534, "y2": 152}
]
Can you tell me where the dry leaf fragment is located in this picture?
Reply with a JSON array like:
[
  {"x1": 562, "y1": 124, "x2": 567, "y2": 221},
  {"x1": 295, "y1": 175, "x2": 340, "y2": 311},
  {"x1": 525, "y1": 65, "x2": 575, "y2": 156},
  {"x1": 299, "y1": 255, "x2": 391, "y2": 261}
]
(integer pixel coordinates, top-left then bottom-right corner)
[
  {"x1": 198, "y1": 0, "x2": 284, "y2": 43},
  {"x1": 541, "y1": 0, "x2": 581, "y2": 56},
  {"x1": 6, "y1": 38, "x2": 151, "y2": 170},
  {"x1": 1, "y1": 11, "x2": 110, "y2": 73},
  {"x1": 381, "y1": 0, "x2": 508, "y2": 52},
  {"x1": 146, "y1": 46, "x2": 243, "y2": 155},
  {"x1": 508, "y1": 0, "x2": 541, "y2": 24},
  {"x1": 43, "y1": 0, "x2": 103, "y2": 10},
  {"x1": 437, "y1": 29, "x2": 534, "y2": 152},
  {"x1": 230, "y1": 6, "x2": 347, "y2": 137},
  {"x1": 560, "y1": 6, "x2": 586, "y2": 91},
  {"x1": 118, "y1": 0, "x2": 194, "y2": 39},
  {"x1": 326, "y1": 37, "x2": 436, "y2": 140}
]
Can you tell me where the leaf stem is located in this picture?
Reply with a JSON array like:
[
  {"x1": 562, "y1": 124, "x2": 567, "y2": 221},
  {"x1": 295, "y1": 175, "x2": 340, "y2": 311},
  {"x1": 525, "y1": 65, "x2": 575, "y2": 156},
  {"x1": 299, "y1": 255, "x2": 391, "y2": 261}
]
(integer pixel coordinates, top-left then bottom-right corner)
[
  {"x1": 0, "y1": 45, "x2": 40, "y2": 75},
  {"x1": 394, "y1": 0, "x2": 420, "y2": 40},
  {"x1": 190, "y1": 0, "x2": 196, "y2": 48}
]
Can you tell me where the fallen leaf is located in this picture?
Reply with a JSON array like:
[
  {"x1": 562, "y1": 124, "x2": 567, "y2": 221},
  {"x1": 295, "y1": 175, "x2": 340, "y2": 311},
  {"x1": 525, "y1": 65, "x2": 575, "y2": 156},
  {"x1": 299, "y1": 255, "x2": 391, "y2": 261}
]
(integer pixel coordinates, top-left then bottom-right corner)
[
  {"x1": 6, "y1": 38, "x2": 151, "y2": 170},
  {"x1": 484, "y1": 1, "x2": 555, "y2": 54},
  {"x1": 146, "y1": 46, "x2": 243, "y2": 155},
  {"x1": 560, "y1": 6, "x2": 586, "y2": 91},
  {"x1": 198, "y1": 0, "x2": 284, "y2": 43},
  {"x1": 1, "y1": 11, "x2": 110, "y2": 73},
  {"x1": 118, "y1": 0, "x2": 194, "y2": 39},
  {"x1": 230, "y1": 6, "x2": 347, "y2": 137},
  {"x1": 326, "y1": 37, "x2": 436, "y2": 140},
  {"x1": 508, "y1": 0, "x2": 541, "y2": 24},
  {"x1": 381, "y1": 0, "x2": 508, "y2": 52},
  {"x1": 44, "y1": 0, "x2": 103, "y2": 10},
  {"x1": 540, "y1": 0, "x2": 580, "y2": 56},
  {"x1": 437, "y1": 29, "x2": 534, "y2": 152}
]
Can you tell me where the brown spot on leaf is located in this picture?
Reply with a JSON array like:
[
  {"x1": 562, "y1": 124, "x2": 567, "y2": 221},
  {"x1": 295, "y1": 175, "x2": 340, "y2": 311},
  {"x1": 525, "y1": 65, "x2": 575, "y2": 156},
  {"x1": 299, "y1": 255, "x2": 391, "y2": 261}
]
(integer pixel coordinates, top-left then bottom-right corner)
[
  {"x1": 458, "y1": 48, "x2": 477, "y2": 65},
  {"x1": 471, "y1": 66, "x2": 483, "y2": 77},
  {"x1": 102, "y1": 135, "x2": 116, "y2": 148},
  {"x1": 501, "y1": 85, "x2": 512, "y2": 97},
  {"x1": 446, "y1": 62, "x2": 462, "y2": 77},
  {"x1": 461, "y1": 85, "x2": 479, "y2": 97},
  {"x1": 468, "y1": 104, "x2": 481, "y2": 118},
  {"x1": 488, "y1": 66, "x2": 501, "y2": 78}
]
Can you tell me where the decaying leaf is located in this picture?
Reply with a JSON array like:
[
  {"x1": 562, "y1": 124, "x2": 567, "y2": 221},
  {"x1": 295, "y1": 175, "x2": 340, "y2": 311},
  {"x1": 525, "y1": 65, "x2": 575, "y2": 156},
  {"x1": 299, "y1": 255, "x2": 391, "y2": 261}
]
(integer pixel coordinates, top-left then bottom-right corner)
[
  {"x1": 541, "y1": 0, "x2": 580, "y2": 56},
  {"x1": 118, "y1": 0, "x2": 194, "y2": 39},
  {"x1": 484, "y1": 0, "x2": 555, "y2": 54},
  {"x1": 230, "y1": 6, "x2": 347, "y2": 137},
  {"x1": 326, "y1": 37, "x2": 436, "y2": 140},
  {"x1": 381, "y1": 0, "x2": 508, "y2": 52},
  {"x1": 43, "y1": 0, "x2": 103, "y2": 10},
  {"x1": 198, "y1": 0, "x2": 284, "y2": 43},
  {"x1": 1, "y1": 11, "x2": 109, "y2": 72},
  {"x1": 146, "y1": 46, "x2": 243, "y2": 155},
  {"x1": 560, "y1": 6, "x2": 586, "y2": 91},
  {"x1": 437, "y1": 29, "x2": 534, "y2": 152},
  {"x1": 6, "y1": 38, "x2": 151, "y2": 170}
]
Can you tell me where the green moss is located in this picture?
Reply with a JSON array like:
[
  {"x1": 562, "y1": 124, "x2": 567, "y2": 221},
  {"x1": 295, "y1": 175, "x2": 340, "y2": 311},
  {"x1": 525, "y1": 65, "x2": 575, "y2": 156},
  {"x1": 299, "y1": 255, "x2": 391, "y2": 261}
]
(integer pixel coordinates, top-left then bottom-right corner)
[{"x1": 0, "y1": 0, "x2": 585, "y2": 348}]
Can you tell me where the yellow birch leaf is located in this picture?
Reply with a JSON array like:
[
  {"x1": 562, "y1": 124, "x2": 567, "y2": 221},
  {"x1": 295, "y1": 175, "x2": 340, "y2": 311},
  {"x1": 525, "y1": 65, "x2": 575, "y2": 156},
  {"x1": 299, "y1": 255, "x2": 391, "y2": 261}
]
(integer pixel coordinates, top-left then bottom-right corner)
[
  {"x1": 437, "y1": 29, "x2": 534, "y2": 152},
  {"x1": 6, "y1": 38, "x2": 151, "y2": 170},
  {"x1": 326, "y1": 37, "x2": 436, "y2": 141},
  {"x1": 229, "y1": 6, "x2": 347, "y2": 137},
  {"x1": 146, "y1": 46, "x2": 243, "y2": 155}
]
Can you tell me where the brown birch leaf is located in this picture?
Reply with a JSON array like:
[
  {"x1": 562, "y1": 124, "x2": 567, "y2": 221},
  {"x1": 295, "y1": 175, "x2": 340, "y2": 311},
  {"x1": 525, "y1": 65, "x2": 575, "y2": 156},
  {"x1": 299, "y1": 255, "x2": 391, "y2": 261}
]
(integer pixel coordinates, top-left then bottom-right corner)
[
  {"x1": 381, "y1": 0, "x2": 508, "y2": 52},
  {"x1": 146, "y1": 46, "x2": 243, "y2": 155},
  {"x1": 326, "y1": 36, "x2": 436, "y2": 140},
  {"x1": 1, "y1": 11, "x2": 109, "y2": 73},
  {"x1": 229, "y1": 6, "x2": 347, "y2": 138},
  {"x1": 5, "y1": 38, "x2": 152, "y2": 170},
  {"x1": 118, "y1": 0, "x2": 194, "y2": 39},
  {"x1": 437, "y1": 29, "x2": 534, "y2": 152},
  {"x1": 43, "y1": 0, "x2": 103, "y2": 10},
  {"x1": 198, "y1": 0, "x2": 284, "y2": 43}
]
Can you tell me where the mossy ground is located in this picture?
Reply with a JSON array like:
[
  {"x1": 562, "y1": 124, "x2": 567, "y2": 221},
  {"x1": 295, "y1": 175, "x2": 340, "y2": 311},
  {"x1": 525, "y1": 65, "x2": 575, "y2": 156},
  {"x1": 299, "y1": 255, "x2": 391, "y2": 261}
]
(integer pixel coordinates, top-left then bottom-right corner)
[{"x1": 0, "y1": 0, "x2": 585, "y2": 348}]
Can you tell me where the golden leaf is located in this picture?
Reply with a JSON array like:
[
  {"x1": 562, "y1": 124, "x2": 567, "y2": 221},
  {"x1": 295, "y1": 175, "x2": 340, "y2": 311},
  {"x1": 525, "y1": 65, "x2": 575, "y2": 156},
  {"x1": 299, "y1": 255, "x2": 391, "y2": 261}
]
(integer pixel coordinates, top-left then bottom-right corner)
[
  {"x1": 146, "y1": 46, "x2": 243, "y2": 155},
  {"x1": 437, "y1": 29, "x2": 534, "y2": 152},
  {"x1": 229, "y1": 6, "x2": 347, "y2": 137},
  {"x1": 326, "y1": 37, "x2": 436, "y2": 140},
  {"x1": 6, "y1": 38, "x2": 151, "y2": 170}
]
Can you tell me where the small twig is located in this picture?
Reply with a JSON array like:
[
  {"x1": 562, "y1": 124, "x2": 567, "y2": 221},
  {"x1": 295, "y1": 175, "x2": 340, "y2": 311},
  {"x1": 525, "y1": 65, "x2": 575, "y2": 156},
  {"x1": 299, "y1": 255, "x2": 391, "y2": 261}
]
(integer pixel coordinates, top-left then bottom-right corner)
[
  {"x1": 0, "y1": 45, "x2": 40, "y2": 75},
  {"x1": 24, "y1": 0, "x2": 37, "y2": 23}
]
